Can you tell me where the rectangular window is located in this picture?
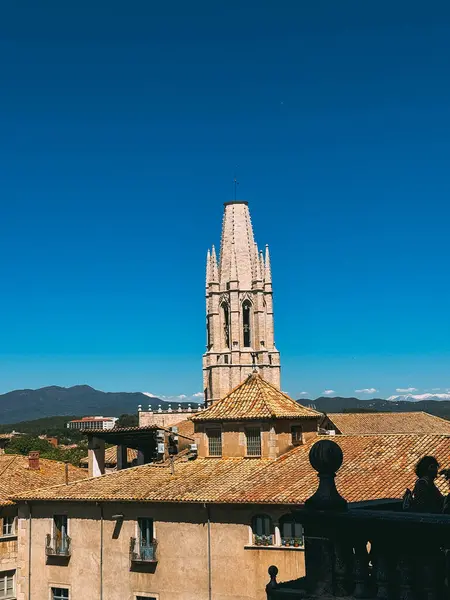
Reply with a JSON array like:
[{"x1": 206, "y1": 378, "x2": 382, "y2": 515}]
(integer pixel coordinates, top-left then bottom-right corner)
[
  {"x1": 291, "y1": 425, "x2": 303, "y2": 445},
  {"x1": 0, "y1": 571, "x2": 14, "y2": 600},
  {"x1": 207, "y1": 429, "x2": 222, "y2": 457},
  {"x1": 54, "y1": 515, "x2": 69, "y2": 554},
  {"x1": 136, "y1": 597, "x2": 157, "y2": 600},
  {"x1": 2, "y1": 517, "x2": 14, "y2": 537},
  {"x1": 51, "y1": 588, "x2": 69, "y2": 600},
  {"x1": 246, "y1": 428, "x2": 261, "y2": 456},
  {"x1": 138, "y1": 518, "x2": 155, "y2": 561}
]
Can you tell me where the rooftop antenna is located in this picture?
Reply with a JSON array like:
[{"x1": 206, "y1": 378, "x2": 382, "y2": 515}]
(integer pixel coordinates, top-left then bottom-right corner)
[{"x1": 233, "y1": 168, "x2": 239, "y2": 200}]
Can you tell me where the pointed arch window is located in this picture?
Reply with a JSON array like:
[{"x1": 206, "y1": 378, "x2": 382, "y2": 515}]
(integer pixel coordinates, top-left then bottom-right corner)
[
  {"x1": 243, "y1": 300, "x2": 252, "y2": 348},
  {"x1": 222, "y1": 303, "x2": 230, "y2": 349}
]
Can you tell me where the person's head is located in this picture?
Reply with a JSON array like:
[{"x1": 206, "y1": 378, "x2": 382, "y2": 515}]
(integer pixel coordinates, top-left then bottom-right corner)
[{"x1": 415, "y1": 456, "x2": 440, "y2": 480}]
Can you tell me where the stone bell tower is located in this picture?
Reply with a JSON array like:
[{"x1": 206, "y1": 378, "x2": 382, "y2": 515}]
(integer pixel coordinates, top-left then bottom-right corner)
[{"x1": 202, "y1": 201, "x2": 281, "y2": 404}]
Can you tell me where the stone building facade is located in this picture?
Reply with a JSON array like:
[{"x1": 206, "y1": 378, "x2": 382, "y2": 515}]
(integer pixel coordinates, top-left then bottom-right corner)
[{"x1": 203, "y1": 201, "x2": 281, "y2": 404}]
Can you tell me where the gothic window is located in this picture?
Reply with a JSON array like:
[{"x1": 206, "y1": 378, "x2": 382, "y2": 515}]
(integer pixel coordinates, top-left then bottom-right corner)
[
  {"x1": 206, "y1": 316, "x2": 211, "y2": 349},
  {"x1": 251, "y1": 515, "x2": 274, "y2": 546},
  {"x1": 279, "y1": 515, "x2": 304, "y2": 547},
  {"x1": 222, "y1": 303, "x2": 230, "y2": 348},
  {"x1": 242, "y1": 300, "x2": 252, "y2": 347}
]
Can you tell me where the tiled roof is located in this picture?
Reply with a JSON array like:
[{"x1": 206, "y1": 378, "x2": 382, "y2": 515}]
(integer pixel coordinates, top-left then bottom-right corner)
[
  {"x1": 171, "y1": 419, "x2": 195, "y2": 440},
  {"x1": 12, "y1": 433, "x2": 450, "y2": 505},
  {"x1": 80, "y1": 425, "x2": 160, "y2": 434},
  {"x1": 191, "y1": 373, "x2": 321, "y2": 422},
  {"x1": 0, "y1": 454, "x2": 88, "y2": 506},
  {"x1": 324, "y1": 412, "x2": 450, "y2": 435},
  {"x1": 79, "y1": 446, "x2": 138, "y2": 467}
]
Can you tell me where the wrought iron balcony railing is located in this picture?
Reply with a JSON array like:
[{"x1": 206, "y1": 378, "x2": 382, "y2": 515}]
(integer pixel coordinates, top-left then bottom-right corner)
[
  {"x1": 46, "y1": 534, "x2": 71, "y2": 557},
  {"x1": 129, "y1": 537, "x2": 157, "y2": 563}
]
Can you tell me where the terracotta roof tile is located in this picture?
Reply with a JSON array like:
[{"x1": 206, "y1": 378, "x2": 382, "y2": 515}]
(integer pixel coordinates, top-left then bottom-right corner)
[
  {"x1": 192, "y1": 373, "x2": 321, "y2": 422},
  {"x1": 79, "y1": 446, "x2": 138, "y2": 467},
  {"x1": 0, "y1": 454, "x2": 88, "y2": 505},
  {"x1": 13, "y1": 434, "x2": 450, "y2": 505},
  {"x1": 171, "y1": 419, "x2": 195, "y2": 440},
  {"x1": 324, "y1": 412, "x2": 450, "y2": 435}
]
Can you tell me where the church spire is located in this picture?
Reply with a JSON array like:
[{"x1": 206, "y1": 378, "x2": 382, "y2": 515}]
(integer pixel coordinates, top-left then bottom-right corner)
[
  {"x1": 203, "y1": 201, "x2": 280, "y2": 404},
  {"x1": 230, "y1": 243, "x2": 238, "y2": 282},
  {"x1": 206, "y1": 249, "x2": 211, "y2": 285},
  {"x1": 218, "y1": 201, "x2": 255, "y2": 289},
  {"x1": 211, "y1": 245, "x2": 219, "y2": 283},
  {"x1": 264, "y1": 244, "x2": 272, "y2": 284}
]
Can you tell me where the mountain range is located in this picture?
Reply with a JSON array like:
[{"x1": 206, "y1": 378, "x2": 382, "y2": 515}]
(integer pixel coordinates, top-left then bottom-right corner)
[
  {"x1": 309, "y1": 396, "x2": 450, "y2": 419},
  {"x1": 1, "y1": 385, "x2": 450, "y2": 425},
  {"x1": 0, "y1": 385, "x2": 172, "y2": 424}
]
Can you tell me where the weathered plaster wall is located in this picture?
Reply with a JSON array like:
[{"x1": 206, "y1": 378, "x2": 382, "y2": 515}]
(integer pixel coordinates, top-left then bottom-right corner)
[{"x1": 17, "y1": 502, "x2": 304, "y2": 600}]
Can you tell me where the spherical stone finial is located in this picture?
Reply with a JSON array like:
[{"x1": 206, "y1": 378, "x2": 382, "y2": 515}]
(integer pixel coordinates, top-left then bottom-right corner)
[
  {"x1": 266, "y1": 565, "x2": 279, "y2": 591},
  {"x1": 305, "y1": 439, "x2": 347, "y2": 511},
  {"x1": 309, "y1": 439, "x2": 343, "y2": 475},
  {"x1": 268, "y1": 565, "x2": 278, "y2": 578}
]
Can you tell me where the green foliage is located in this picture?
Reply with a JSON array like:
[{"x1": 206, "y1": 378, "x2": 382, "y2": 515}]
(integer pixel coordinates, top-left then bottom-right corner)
[
  {"x1": 5, "y1": 434, "x2": 87, "y2": 466},
  {"x1": 116, "y1": 413, "x2": 139, "y2": 428},
  {"x1": 0, "y1": 416, "x2": 83, "y2": 444}
]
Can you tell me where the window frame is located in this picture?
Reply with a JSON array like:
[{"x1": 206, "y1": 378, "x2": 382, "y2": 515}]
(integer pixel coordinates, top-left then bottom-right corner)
[
  {"x1": 245, "y1": 427, "x2": 262, "y2": 457},
  {"x1": 251, "y1": 514, "x2": 274, "y2": 546},
  {"x1": 0, "y1": 570, "x2": 15, "y2": 600},
  {"x1": 242, "y1": 300, "x2": 252, "y2": 348},
  {"x1": 51, "y1": 588, "x2": 69, "y2": 600},
  {"x1": 1, "y1": 517, "x2": 15, "y2": 538},
  {"x1": 207, "y1": 428, "x2": 222, "y2": 457},
  {"x1": 279, "y1": 515, "x2": 304, "y2": 548},
  {"x1": 291, "y1": 425, "x2": 303, "y2": 446}
]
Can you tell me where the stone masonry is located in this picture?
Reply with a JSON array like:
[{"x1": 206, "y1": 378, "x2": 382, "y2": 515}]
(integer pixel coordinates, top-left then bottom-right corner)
[{"x1": 203, "y1": 201, "x2": 281, "y2": 404}]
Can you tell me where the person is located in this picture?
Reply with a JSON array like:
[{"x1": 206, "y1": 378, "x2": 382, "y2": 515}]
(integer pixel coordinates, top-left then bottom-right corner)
[{"x1": 412, "y1": 456, "x2": 445, "y2": 513}]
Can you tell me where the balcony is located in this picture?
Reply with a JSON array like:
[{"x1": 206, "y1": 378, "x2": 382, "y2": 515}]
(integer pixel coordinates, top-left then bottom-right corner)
[
  {"x1": 46, "y1": 534, "x2": 71, "y2": 558},
  {"x1": 129, "y1": 537, "x2": 158, "y2": 564},
  {"x1": 265, "y1": 439, "x2": 450, "y2": 599}
]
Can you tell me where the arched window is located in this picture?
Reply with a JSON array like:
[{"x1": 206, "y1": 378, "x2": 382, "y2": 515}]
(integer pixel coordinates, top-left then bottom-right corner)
[
  {"x1": 251, "y1": 514, "x2": 274, "y2": 546},
  {"x1": 222, "y1": 303, "x2": 230, "y2": 348},
  {"x1": 279, "y1": 515, "x2": 304, "y2": 547},
  {"x1": 242, "y1": 300, "x2": 252, "y2": 347}
]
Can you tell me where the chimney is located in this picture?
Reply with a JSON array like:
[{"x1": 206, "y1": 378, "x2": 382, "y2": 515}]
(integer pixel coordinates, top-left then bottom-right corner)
[{"x1": 28, "y1": 451, "x2": 40, "y2": 470}]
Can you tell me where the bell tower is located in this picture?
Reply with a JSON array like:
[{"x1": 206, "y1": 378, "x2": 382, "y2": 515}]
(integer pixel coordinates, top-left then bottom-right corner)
[{"x1": 202, "y1": 201, "x2": 281, "y2": 404}]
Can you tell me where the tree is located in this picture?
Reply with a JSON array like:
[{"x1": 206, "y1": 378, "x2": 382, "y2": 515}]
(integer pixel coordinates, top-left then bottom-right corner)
[{"x1": 117, "y1": 413, "x2": 139, "y2": 428}]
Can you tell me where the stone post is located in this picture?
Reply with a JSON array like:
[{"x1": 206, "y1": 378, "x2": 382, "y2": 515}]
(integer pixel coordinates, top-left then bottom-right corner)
[
  {"x1": 88, "y1": 436, "x2": 105, "y2": 478},
  {"x1": 304, "y1": 439, "x2": 348, "y2": 597}
]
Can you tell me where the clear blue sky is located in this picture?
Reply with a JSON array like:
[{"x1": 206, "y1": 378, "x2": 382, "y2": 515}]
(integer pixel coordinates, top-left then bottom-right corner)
[{"x1": 1, "y1": 0, "x2": 449, "y2": 401}]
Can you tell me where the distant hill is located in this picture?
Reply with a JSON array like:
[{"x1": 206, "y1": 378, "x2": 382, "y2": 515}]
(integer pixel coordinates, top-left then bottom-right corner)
[
  {"x1": 0, "y1": 385, "x2": 178, "y2": 425},
  {"x1": 2, "y1": 385, "x2": 450, "y2": 427},
  {"x1": 305, "y1": 396, "x2": 450, "y2": 420}
]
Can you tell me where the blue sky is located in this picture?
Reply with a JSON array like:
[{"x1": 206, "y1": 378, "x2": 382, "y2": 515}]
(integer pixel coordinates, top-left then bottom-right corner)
[{"x1": 1, "y1": 1, "x2": 450, "y2": 401}]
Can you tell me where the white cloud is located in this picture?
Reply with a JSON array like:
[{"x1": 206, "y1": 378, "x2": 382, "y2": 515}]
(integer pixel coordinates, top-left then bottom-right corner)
[
  {"x1": 298, "y1": 392, "x2": 309, "y2": 396},
  {"x1": 388, "y1": 393, "x2": 450, "y2": 402},
  {"x1": 396, "y1": 387, "x2": 418, "y2": 393},
  {"x1": 142, "y1": 391, "x2": 205, "y2": 405},
  {"x1": 322, "y1": 390, "x2": 336, "y2": 396},
  {"x1": 355, "y1": 388, "x2": 378, "y2": 394}
]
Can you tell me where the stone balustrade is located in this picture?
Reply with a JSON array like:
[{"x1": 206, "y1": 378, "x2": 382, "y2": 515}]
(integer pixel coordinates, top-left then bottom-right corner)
[{"x1": 266, "y1": 439, "x2": 450, "y2": 599}]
